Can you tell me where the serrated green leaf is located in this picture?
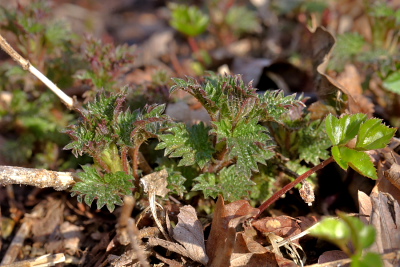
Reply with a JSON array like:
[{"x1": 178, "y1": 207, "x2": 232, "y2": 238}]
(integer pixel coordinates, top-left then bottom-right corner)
[
  {"x1": 325, "y1": 114, "x2": 367, "y2": 146},
  {"x1": 218, "y1": 166, "x2": 256, "y2": 201},
  {"x1": 192, "y1": 173, "x2": 219, "y2": 199},
  {"x1": 356, "y1": 118, "x2": 396, "y2": 150},
  {"x1": 163, "y1": 169, "x2": 187, "y2": 197},
  {"x1": 212, "y1": 118, "x2": 274, "y2": 177},
  {"x1": 298, "y1": 120, "x2": 330, "y2": 165},
  {"x1": 71, "y1": 166, "x2": 133, "y2": 212},
  {"x1": 115, "y1": 109, "x2": 140, "y2": 147},
  {"x1": 170, "y1": 74, "x2": 260, "y2": 121},
  {"x1": 193, "y1": 166, "x2": 255, "y2": 201},
  {"x1": 156, "y1": 122, "x2": 214, "y2": 169},
  {"x1": 338, "y1": 147, "x2": 377, "y2": 179},
  {"x1": 259, "y1": 90, "x2": 304, "y2": 123}
]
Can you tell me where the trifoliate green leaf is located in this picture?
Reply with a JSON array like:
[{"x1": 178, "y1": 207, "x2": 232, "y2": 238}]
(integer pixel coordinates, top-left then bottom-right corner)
[
  {"x1": 335, "y1": 146, "x2": 377, "y2": 179},
  {"x1": 156, "y1": 122, "x2": 214, "y2": 169},
  {"x1": 71, "y1": 165, "x2": 133, "y2": 212},
  {"x1": 356, "y1": 118, "x2": 396, "y2": 150},
  {"x1": 325, "y1": 113, "x2": 367, "y2": 146},
  {"x1": 193, "y1": 166, "x2": 255, "y2": 201},
  {"x1": 212, "y1": 118, "x2": 274, "y2": 177}
]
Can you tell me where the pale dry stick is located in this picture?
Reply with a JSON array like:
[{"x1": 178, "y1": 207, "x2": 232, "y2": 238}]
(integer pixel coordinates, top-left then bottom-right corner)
[
  {"x1": 127, "y1": 218, "x2": 150, "y2": 267},
  {"x1": 0, "y1": 254, "x2": 65, "y2": 267},
  {"x1": 0, "y1": 33, "x2": 75, "y2": 110},
  {"x1": 0, "y1": 166, "x2": 76, "y2": 191},
  {"x1": 0, "y1": 219, "x2": 31, "y2": 265}
]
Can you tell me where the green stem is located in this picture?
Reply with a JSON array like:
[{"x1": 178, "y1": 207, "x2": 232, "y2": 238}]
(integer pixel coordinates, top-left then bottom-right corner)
[{"x1": 255, "y1": 156, "x2": 334, "y2": 218}]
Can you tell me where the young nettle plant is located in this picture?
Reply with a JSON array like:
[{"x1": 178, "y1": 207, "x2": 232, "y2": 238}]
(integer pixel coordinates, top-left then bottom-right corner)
[
  {"x1": 64, "y1": 92, "x2": 173, "y2": 211},
  {"x1": 64, "y1": 73, "x2": 396, "y2": 213},
  {"x1": 64, "y1": 74, "x2": 306, "y2": 211}
]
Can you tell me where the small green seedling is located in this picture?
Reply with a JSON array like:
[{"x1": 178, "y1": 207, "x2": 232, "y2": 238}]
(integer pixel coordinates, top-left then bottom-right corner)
[
  {"x1": 325, "y1": 113, "x2": 396, "y2": 179},
  {"x1": 169, "y1": 4, "x2": 209, "y2": 37},
  {"x1": 310, "y1": 213, "x2": 383, "y2": 267}
]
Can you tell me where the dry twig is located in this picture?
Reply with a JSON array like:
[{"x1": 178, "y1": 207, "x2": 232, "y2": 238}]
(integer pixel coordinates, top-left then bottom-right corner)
[
  {"x1": 0, "y1": 33, "x2": 75, "y2": 109},
  {"x1": 0, "y1": 166, "x2": 76, "y2": 190}
]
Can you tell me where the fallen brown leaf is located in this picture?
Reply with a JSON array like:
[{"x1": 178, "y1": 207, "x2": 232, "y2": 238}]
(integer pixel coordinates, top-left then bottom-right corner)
[
  {"x1": 230, "y1": 232, "x2": 279, "y2": 267},
  {"x1": 206, "y1": 196, "x2": 259, "y2": 267},
  {"x1": 335, "y1": 64, "x2": 374, "y2": 116},
  {"x1": 252, "y1": 216, "x2": 302, "y2": 245},
  {"x1": 173, "y1": 205, "x2": 208, "y2": 265},
  {"x1": 368, "y1": 192, "x2": 400, "y2": 267}
]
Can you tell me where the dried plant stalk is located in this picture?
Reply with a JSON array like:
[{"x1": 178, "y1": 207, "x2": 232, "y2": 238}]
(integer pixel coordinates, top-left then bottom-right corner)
[
  {"x1": 0, "y1": 33, "x2": 75, "y2": 109},
  {"x1": 0, "y1": 166, "x2": 76, "y2": 190}
]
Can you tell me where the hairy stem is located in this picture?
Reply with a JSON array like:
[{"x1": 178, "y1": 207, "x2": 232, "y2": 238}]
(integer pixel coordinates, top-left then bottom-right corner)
[
  {"x1": 121, "y1": 147, "x2": 130, "y2": 175},
  {"x1": 131, "y1": 146, "x2": 141, "y2": 186},
  {"x1": 256, "y1": 156, "x2": 334, "y2": 218}
]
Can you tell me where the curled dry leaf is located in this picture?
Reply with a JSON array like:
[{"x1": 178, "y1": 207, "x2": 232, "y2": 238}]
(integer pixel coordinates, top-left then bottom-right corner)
[
  {"x1": 311, "y1": 26, "x2": 373, "y2": 115},
  {"x1": 336, "y1": 64, "x2": 374, "y2": 116},
  {"x1": 140, "y1": 169, "x2": 170, "y2": 240},
  {"x1": 172, "y1": 205, "x2": 208, "y2": 265},
  {"x1": 140, "y1": 169, "x2": 169, "y2": 197},
  {"x1": 252, "y1": 216, "x2": 302, "y2": 245},
  {"x1": 312, "y1": 27, "x2": 347, "y2": 110},
  {"x1": 206, "y1": 196, "x2": 259, "y2": 267},
  {"x1": 231, "y1": 232, "x2": 279, "y2": 267}
]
